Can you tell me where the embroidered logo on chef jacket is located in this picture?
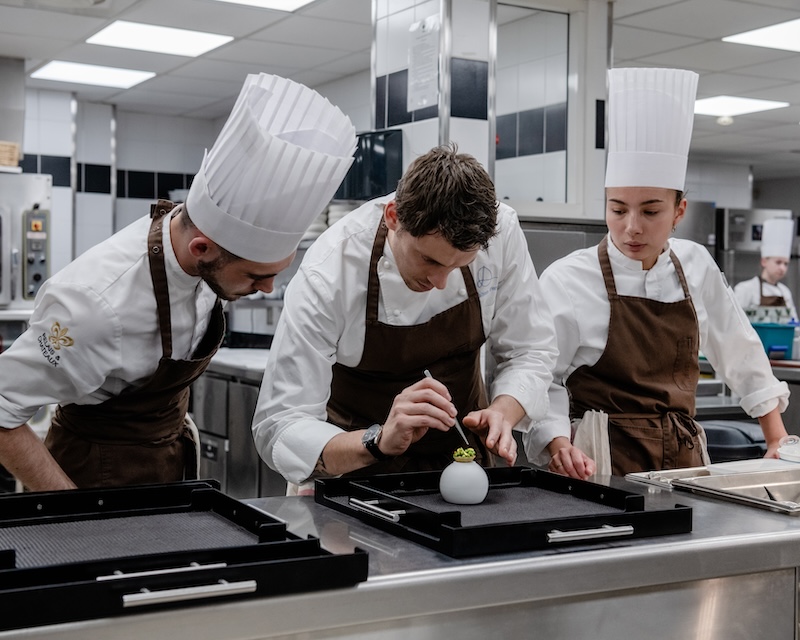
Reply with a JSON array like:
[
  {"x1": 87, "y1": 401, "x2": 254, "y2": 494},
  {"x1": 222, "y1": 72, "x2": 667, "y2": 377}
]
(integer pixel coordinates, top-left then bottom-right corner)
[
  {"x1": 476, "y1": 266, "x2": 497, "y2": 296},
  {"x1": 37, "y1": 321, "x2": 74, "y2": 367}
]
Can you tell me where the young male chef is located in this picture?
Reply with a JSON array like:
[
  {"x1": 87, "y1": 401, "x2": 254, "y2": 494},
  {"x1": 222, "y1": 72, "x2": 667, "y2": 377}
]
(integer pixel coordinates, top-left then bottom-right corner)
[
  {"x1": 524, "y1": 67, "x2": 790, "y2": 478},
  {"x1": 0, "y1": 73, "x2": 355, "y2": 491},
  {"x1": 734, "y1": 217, "x2": 798, "y2": 320},
  {"x1": 253, "y1": 144, "x2": 558, "y2": 494}
]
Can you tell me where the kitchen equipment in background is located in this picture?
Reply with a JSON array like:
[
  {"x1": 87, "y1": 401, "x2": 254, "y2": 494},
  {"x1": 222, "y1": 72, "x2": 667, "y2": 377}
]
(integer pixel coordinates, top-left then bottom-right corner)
[
  {"x1": 225, "y1": 243, "x2": 308, "y2": 349},
  {"x1": 751, "y1": 322, "x2": 795, "y2": 360},
  {"x1": 190, "y1": 348, "x2": 285, "y2": 499},
  {"x1": 334, "y1": 129, "x2": 402, "y2": 201},
  {"x1": 0, "y1": 172, "x2": 52, "y2": 309},
  {"x1": 718, "y1": 208, "x2": 797, "y2": 296},
  {"x1": 673, "y1": 200, "x2": 718, "y2": 251}
]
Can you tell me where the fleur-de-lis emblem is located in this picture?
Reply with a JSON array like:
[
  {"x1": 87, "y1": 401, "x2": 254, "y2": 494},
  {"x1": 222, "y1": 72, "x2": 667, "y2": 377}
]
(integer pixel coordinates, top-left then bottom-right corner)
[{"x1": 48, "y1": 322, "x2": 74, "y2": 350}]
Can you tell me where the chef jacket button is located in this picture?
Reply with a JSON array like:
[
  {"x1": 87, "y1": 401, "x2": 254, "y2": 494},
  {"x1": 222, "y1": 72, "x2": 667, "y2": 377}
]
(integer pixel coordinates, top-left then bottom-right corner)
[
  {"x1": 458, "y1": 288, "x2": 467, "y2": 296},
  {"x1": 382, "y1": 260, "x2": 391, "y2": 270},
  {"x1": 393, "y1": 309, "x2": 401, "y2": 317}
]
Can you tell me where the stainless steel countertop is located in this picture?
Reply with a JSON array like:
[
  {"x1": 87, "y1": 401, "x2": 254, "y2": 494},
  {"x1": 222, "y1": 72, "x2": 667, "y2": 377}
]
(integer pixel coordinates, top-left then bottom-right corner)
[
  {"x1": 7, "y1": 475, "x2": 800, "y2": 640},
  {"x1": 206, "y1": 347, "x2": 269, "y2": 383}
]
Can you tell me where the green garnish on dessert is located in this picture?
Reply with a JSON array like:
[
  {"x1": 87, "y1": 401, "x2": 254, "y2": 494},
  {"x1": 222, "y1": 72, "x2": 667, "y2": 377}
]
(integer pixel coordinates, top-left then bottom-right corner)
[{"x1": 453, "y1": 447, "x2": 476, "y2": 461}]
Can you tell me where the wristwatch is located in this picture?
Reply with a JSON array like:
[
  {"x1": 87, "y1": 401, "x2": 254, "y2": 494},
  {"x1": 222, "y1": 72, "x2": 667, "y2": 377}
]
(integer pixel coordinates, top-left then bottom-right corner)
[{"x1": 362, "y1": 424, "x2": 393, "y2": 461}]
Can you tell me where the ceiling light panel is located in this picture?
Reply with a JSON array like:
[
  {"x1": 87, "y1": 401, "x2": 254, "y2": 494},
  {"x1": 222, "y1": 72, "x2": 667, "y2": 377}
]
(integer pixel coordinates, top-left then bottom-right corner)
[
  {"x1": 694, "y1": 96, "x2": 789, "y2": 117},
  {"x1": 86, "y1": 20, "x2": 233, "y2": 57},
  {"x1": 210, "y1": 0, "x2": 317, "y2": 11},
  {"x1": 723, "y1": 18, "x2": 800, "y2": 53},
  {"x1": 30, "y1": 61, "x2": 155, "y2": 88}
]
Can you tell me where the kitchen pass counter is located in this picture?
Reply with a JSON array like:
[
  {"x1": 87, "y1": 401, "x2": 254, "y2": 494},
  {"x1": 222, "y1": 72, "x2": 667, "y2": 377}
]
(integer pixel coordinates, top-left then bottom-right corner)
[{"x1": 6, "y1": 472, "x2": 800, "y2": 640}]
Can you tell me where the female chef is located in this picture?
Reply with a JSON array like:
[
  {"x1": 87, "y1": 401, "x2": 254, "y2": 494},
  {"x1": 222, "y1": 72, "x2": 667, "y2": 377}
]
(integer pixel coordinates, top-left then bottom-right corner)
[
  {"x1": 524, "y1": 67, "x2": 790, "y2": 478},
  {"x1": 734, "y1": 217, "x2": 798, "y2": 320}
]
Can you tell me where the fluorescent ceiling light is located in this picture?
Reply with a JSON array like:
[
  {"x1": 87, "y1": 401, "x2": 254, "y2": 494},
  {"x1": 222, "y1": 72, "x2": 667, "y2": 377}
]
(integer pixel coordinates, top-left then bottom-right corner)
[
  {"x1": 86, "y1": 21, "x2": 233, "y2": 57},
  {"x1": 723, "y1": 18, "x2": 800, "y2": 53},
  {"x1": 210, "y1": 0, "x2": 317, "y2": 11},
  {"x1": 30, "y1": 61, "x2": 155, "y2": 88},
  {"x1": 694, "y1": 95, "x2": 789, "y2": 117}
]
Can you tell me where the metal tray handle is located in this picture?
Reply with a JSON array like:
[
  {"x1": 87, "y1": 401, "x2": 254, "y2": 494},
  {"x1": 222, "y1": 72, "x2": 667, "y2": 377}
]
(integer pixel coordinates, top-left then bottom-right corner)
[
  {"x1": 122, "y1": 579, "x2": 257, "y2": 608},
  {"x1": 349, "y1": 497, "x2": 406, "y2": 523},
  {"x1": 547, "y1": 524, "x2": 634, "y2": 543},
  {"x1": 97, "y1": 562, "x2": 227, "y2": 582}
]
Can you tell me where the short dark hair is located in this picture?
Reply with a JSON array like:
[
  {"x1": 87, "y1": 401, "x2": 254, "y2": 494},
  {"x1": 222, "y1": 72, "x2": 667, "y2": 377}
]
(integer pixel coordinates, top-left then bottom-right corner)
[{"x1": 394, "y1": 144, "x2": 498, "y2": 251}]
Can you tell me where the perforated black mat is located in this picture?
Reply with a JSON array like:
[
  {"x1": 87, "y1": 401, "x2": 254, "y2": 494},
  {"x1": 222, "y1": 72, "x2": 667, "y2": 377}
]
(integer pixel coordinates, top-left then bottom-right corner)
[{"x1": 0, "y1": 511, "x2": 258, "y2": 568}]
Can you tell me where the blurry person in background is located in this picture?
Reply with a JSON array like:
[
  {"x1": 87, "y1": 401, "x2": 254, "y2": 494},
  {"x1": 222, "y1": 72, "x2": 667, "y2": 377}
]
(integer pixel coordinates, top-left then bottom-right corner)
[{"x1": 734, "y1": 217, "x2": 798, "y2": 321}]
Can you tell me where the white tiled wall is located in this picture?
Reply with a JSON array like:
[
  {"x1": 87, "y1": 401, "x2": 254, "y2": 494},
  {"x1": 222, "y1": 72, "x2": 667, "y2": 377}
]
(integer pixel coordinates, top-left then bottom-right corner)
[
  {"x1": 76, "y1": 102, "x2": 111, "y2": 165},
  {"x1": 23, "y1": 89, "x2": 72, "y2": 157},
  {"x1": 22, "y1": 89, "x2": 74, "y2": 273},
  {"x1": 74, "y1": 192, "x2": 113, "y2": 257},
  {"x1": 314, "y1": 70, "x2": 371, "y2": 133},
  {"x1": 116, "y1": 111, "x2": 216, "y2": 174},
  {"x1": 685, "y1": 160, "x2": 752, "y2": 209},
  {"x1": 494, "y1": 9, "x2": 569, "y2": 204}
]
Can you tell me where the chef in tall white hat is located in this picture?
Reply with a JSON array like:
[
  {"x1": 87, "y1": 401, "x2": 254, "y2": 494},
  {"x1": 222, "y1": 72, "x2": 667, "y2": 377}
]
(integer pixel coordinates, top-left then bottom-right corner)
[
  {"x1": 524, "y1": 67, "x2": 790, "y2": 479},
  {"x1": 0, "y1": 73, "x2": 356, "y2": 491},
  {"x1": 734, "y1": 217, "x2": 797, "y2": 319}
]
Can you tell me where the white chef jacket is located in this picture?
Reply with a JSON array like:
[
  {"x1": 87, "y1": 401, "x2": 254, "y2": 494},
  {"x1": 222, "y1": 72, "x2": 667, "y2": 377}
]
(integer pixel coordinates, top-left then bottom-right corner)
[
  {"x1": 733, "y1": 276, "x2": 798, "y2": 320},
  {"x1": 253, "y1": 195, "x2": 558, "y2": 485},
  {"x1": 525, "y1": 236, "x2": 790, "y2": 464},
  {"x1": 0, "y1": 211, "x2": 218, "y2": 428}
]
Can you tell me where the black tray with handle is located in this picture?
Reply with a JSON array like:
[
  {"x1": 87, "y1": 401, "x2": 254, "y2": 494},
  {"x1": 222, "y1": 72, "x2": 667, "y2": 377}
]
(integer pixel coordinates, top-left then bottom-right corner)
[
  {"x1": 0, "y1": 480, "x2": 368, "y2": 632},
  {"x1": 315, "y1": 466, "x2": 692, "y2": 557}
]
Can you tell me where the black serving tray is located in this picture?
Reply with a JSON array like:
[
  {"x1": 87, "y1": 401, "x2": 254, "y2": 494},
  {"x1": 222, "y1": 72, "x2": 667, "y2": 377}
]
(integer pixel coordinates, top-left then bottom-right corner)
[
  {"x1": 0, "y1": 480, "x2": 368, "y2": 632},
  {"x1": 316, "y1": 466, "x2": 692, "y2": 557}
]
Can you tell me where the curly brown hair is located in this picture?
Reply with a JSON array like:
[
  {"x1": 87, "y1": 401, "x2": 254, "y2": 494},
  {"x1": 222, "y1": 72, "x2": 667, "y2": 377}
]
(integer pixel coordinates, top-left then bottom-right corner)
[{"x1": 394, "y1": 144, "x2": 498, "y2": 251}]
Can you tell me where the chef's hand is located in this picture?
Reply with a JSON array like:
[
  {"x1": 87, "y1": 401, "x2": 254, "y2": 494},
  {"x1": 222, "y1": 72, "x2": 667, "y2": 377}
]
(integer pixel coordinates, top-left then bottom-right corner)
[
  {"x1": 380, "y1": 377, "x2": 459, "y2": 456},
  {"x1": 546, "y1": 436, "x2": 595, "y2": 480},
  {"x1": 462, "y1": 409, "x2": 517, "y2": 466}
]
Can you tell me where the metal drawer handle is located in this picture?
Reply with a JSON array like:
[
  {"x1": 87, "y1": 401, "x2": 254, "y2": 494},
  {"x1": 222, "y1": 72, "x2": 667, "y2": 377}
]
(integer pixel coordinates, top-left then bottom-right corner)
[
  {"x1": 122, "y1": 579, "x2": 257, "y2": 608},
  {"x1": 547, "y1": 524, "x2": 634, "y2": 543},
  {"x1": 349, "y1": 497, "x2": 406, "y2": 522},
  {"x1": 98, "y1": 562, "x2": 228, "y2": 582}
]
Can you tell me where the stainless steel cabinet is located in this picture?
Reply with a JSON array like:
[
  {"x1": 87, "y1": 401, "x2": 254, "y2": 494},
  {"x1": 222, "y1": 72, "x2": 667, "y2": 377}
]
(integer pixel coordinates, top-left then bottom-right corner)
[{"x1": 191, "y1": 373, "x2": 286, "y2": 499}]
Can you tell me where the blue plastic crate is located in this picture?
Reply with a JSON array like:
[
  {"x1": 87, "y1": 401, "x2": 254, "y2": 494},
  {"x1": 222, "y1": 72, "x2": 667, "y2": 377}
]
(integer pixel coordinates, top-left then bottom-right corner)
[{"x1": 751, "y1": 323, "x2": 794, "y2": 360}]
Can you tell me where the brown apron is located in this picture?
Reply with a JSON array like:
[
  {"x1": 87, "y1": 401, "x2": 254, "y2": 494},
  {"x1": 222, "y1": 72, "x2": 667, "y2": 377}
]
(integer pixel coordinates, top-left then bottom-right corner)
[
  {"x1": 566, "y1": 236, "x2": 704, "y2": 475},
  {"x1": 327, "y1": 219, "x2": 489, "y2": 474},
  {"x1": 45, "y1": 200, "x2": 225, "y2": 488},
  {"x1": 759, "y1": 277, "x2": 786, "y2": 307}
]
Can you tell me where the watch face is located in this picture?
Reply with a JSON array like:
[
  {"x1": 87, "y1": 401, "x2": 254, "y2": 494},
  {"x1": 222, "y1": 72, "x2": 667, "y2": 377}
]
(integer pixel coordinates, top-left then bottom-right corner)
[{"x1": 362, "y1": 424, "x2": 381, "y2": 445}]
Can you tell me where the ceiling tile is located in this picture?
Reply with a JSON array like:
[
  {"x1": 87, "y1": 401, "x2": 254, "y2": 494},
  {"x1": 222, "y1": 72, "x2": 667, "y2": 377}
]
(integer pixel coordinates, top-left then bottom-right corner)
[
  {"x1": 616, "y1": 0, "x2": 800, "y2": 40},
  {"x1": 637, "y1": 41, "x2": 794, "y2": 72},
  {"x1": 251, "y1": 15, "x2": 372, "y2": 52},
  {"x1": 207, "y1": 38, "x2": 339, "y2": 68},
  {"x1": 170, "y1": 58, "x2": 297, "y2": 83},
  {"x1": 0, "y1": 4, "x2": 105, "y2": 39},
  {"x1": 316, "y1": 49, "x2": 371, "y2": 76},
  {"x1": 612, "y1": 25, "x2": 701, "y2": 61},
  {"x1": 118, "y1": 0, "x2": 286, "y2": 37},
  {"x1": 50, "y1": 43, "x2": 192, "y2": 73},
  {"x1": 299, "y1": 0, "x2": 371, "y2": 24}
]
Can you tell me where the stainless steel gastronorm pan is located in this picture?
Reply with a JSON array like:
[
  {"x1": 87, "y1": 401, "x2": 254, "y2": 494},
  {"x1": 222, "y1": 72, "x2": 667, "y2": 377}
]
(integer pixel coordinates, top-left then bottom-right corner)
[{"x1": 672, "y1": 468, "x2": 800, "y2": 515}]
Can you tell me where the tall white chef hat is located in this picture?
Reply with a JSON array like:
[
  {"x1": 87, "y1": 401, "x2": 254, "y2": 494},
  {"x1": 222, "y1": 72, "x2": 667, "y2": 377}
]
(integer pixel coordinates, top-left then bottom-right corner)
[
  {"x1": 605, "y1": 67, "x2": 699, "y2": 191},
  {"x1": 187, "y1": 73, "x2": 356, "y2": 263},
  {"x1": 761, "y1": 218, "x2": 795, "y2": 259}
]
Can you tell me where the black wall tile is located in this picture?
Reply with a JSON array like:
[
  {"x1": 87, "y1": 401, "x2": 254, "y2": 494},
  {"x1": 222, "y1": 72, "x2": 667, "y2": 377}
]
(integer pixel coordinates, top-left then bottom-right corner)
[
  {"x1": 117, "y1": 169, "x2": 126, "y2": 198},
  {"x1": 518, "y1": 107, "x2": 544, "y2": 156},
  {"x1": 76, "y1": 162, "x2": 83, "y2": 192},
  {"x1": 496, "y1": 113, "x2": 517, "y2": 159},
  {"x1": 84, "y1": 164, "x2": 111, "y2": 194},
  {"x1": 127, "y1": 171, "x2": 156, "y2": 199},
  {"x1": 413, "y1": 104, "x2": 438, "y2": 122},
  {"x1": 19, "y1": 154, "x2": 37, "y2": 174},
  {"x1": 40, "y1": 155, "x2": 71, "y2": 187},
  {"x1": 595, "y1": 99, "x2": 605, "y2": 150},
  {"x1": 157, "y1": 172, "x2": 184, "y2": 199},
  {"x1": 387, "y1": 69, "x2": 412, "y2": 127},
  {"x1": 450, "y1": 58, "x2": 487, "y2": 120},
  {"x1": 545, "y1": 102, "x2": 567, "y2": 153},
  {"x1": 375, "y1": 74, "x2": 387, "y2": 130}
]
